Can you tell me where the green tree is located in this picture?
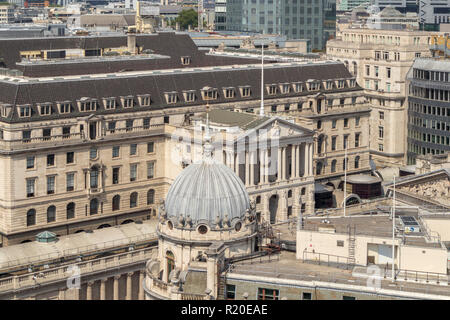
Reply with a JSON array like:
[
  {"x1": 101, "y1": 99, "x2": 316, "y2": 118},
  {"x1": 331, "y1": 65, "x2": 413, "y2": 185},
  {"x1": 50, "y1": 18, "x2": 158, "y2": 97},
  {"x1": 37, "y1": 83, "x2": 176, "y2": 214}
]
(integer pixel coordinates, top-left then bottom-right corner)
[{"x1": 175, "y1": 9, "x2": 198, "y2": 30}]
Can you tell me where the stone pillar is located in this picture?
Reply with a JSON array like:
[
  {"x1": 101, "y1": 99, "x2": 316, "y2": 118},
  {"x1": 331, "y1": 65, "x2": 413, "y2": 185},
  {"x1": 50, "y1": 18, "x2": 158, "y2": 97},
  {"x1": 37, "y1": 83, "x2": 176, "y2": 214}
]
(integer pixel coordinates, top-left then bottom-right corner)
[
  {"x1": 138, "y1": 270, "x2": 145, "y2": 300},
  {"x1": 86, "y1": 281, "x2": 93, "y2": 300},
  {"x1": 113, "y1": 275, "x2": 120, "y2": 300},
  {"x1": 281, "y1": 147, "x2": 286, "y2": 180},
  {"x1": 309, "y1": 143, "x2": 313, "y2": 176},
  {"x1": 278, "y1": 191, "x2": 288, "y2": 222},
  {"x1": 265, "y1": 150, "x2": 270, "y2": 183},
  {"x1": 304, "y1": 143, "x2": 309, "y2": 177},
  {"x1": 245, "y1": 152, "x2": 250, "y2": 186},
  {"x1": 295, "y1": 144, "x2": 300, "y2": 178},
  {"x1": 291, "y1": 145, "x2": 296, "y2": 179},
  {"x1": 262, "y1": 194, "x2": 270, "y2": 222},
  {"x1": 100, "y1": 278, "x2": 107, "y2": 300},
  {"x1": 126, "y1": 272, "x2": 134, "y2": 300},
  {"x1": 249, "y1": 151, "x2": 255, "y2": 186},
  {"x1": 277, "y1": 147, "x2": 282, "y2": 181},
  {"x1": 259, "y1": 149, "x2": 265, "y2": 185}
]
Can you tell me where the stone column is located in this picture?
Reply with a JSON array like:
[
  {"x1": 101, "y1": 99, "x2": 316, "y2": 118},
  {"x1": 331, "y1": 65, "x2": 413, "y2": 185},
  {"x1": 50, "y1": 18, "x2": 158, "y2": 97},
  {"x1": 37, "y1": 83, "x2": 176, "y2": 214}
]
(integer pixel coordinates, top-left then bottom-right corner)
[
  {"x1": 259, "y1": 149, "x2": 265, "y2": 185},
  {"x1": 304, "y1": 143, "x2": 309, "y2": 177},
  {"x1": 296, "y1": 145, "x2": 300, "y2": 178},
  {"x1": 291, "y1": 145, "x2": 296, "y2": 179},
  {"x1": 100, "y1": 278, "x2": 107, "y2": 300},
  {"x1": 138, "y1": 270, "x2": 145, "y2": 300},
  {"x1": 126, "y1": 272, "x2": 134, "y2": 300},
  {"x1": 281, "y1": 147, "x2": 286, "y2": 180},
  {"x1": 249, "y1": 151, "x2": 255, "y2": 186},
  {"x1": 86, "y1": 281, "x2": 94, "y2": 300},
  {"x1": 309, "y1": 143, "x2": 313, "y2": 176},
  {"x1": 263, "y1": 194, "x2": 270, "y2": 222},
  {"x1": 245, "y1": 152, "x2": 250, "y2": 186},
  {"x1": 113, "y1": 275, "x2": 120, "y2": 300},
  {"x1": 277, "y1": 147, "x2": 282, "y2": 181}
]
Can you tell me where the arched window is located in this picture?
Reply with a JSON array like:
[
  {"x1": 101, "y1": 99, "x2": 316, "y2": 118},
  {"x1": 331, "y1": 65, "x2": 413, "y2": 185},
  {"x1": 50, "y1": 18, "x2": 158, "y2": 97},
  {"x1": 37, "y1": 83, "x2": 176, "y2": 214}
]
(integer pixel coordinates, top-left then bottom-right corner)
[
  {"x1": 90, "y1": 198, "x2": 98, "y2": 215},
  {"x1": 67, "y1": 202, "x2": 75, "y2": 219},
  {"x1": 90, "y1": 166, "x2": 99, "y2": 189},
  {"x1": 354, "y1": 156, "x2": 360, "y2": 169},
  {"x1": 130, "y1": 192, "x2": 138, "y2": 208},
  {"x1": 47, "y1": 205, "x2": 56, "y2": 223},
  {"x1": 26, "y1": 209, "x2": 36, "y2": 226},
  {"x1": 343, "y1": 157, "x2": 348, "y2": 170},
  {"x1": 166, "y1": 251, "x2": 175, "y2": 280},
  {"x1": 317, "y1": 135, "x2": 324, "y2": 154},
  {"x1": 331, "y1": 159, "x2": 337, "y2": 173},
  {"x1": 316, "y1": 161, "x2": 323, "y2": 175},
  {"x1": 112, "y1": 195, "x2": 120, "y2": 211},
  {"x1": 147, "y1": 189, "x2": 155, "y2": 205}
]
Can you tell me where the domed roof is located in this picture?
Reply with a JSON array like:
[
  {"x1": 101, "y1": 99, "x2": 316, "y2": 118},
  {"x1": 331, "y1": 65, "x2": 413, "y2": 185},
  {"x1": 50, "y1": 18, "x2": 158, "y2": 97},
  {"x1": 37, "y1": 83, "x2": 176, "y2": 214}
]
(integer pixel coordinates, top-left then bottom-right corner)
[{"x1": 164, "y1": 161, "x2": 250, "y2": 227}]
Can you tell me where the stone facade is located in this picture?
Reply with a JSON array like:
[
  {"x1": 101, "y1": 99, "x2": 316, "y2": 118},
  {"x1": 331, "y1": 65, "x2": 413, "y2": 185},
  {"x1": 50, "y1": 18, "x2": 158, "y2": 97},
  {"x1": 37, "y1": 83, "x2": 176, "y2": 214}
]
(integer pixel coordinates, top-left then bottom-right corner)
[{"x1": 327, "y1": 28, "x2": 440, "y2": 168}]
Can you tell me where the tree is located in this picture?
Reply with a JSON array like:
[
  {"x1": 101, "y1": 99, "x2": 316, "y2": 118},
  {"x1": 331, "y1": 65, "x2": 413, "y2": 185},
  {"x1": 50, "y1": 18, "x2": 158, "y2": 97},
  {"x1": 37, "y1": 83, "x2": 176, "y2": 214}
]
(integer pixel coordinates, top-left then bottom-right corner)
[{"x1": 175, "y1": 9, "x2": 198, "y2": 31}]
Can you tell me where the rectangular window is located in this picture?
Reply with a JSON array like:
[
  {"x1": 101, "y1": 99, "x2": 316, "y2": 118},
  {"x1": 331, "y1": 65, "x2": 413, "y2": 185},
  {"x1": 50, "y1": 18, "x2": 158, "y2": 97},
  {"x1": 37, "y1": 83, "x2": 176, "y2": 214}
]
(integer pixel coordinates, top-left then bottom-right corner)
[
  {"x1": 302, "y1": 292, "x2": 312, "y2": 300},
  {"x1": 23, "y1": 130, "x2": 31, "y2": 142},
  {"x1": 43, "y1": 128, "x2": 51, "y2": 140},
  {"x1": 112, "y1": 146, "x2": 120, "y2": 158},
  {"x1": 47, "y1": 154, "x2": 55, "y2": 167},
  {"x1": 257, "y1": 288, "x2": 279, "y2": 300},
  {"x1": 126, "y1": 119, "x2": 134, "y2": 131},
  {"x1": 379, "y1": 111, "x2": 384, "y2": 120},
  {"x1": 344, "y1": 118, "x2": 349, "y2": 127},
  {"x1": 130, "y1": 164, "x2": 137, "y2": 182},
  {"x1": 143, "y1": 118, "x2": 150, "y2": 129},
  {"x1": 331, "y1": 136, "x2": 337, "y2": 151},
  {"x1": 108, "y1": 121, "x2": 116, "y2": 133},
  {"x1": 355, "y1": 133, "x2": 360, "y2": 148},
  {"x1": 332, "y1": 119, "x2": 337, "y2": 129},
  {"x1": 355, "y1": 116, "x2": 360, "y2": 126},
  {"x1": 130, "y1": 144, "x2": 137, "y2": 156},
  {"x1": 147, "y1": 142, "x2": 154, "y2": 153},
  {"x1": 225, "y1": 284, "x2": 236, "y2": 300},
  {"x1": 26, "y1": 156, "x2": 35, "y2": 169},
  {"x1": 147, "y1": 162, "x2": 155, "y2": 179},
  {"x1": 379, "y1": 126, "x2": 384, "y2": 139},
  {"x1": 343, "y1": 135, "x2": 349, "y2": 149},
  {"x1": 47, "y1": 176, "x2": 55, "y2": 194},
  {"x1": 66, "y1": 152, "x2": 74, "y2": 164},
  {"x1": 104, "y1": 98, "x2": 116, "y2": 110},
  {"x1": 386, "y1": 67, "x2": 391, "y2": 78},
  {"x1": 62, "y1": 126, "x2": 71, "y2": 138},
  {"x1": 337, "y1": 240, "x2": 344, "y2": 247},
  {"x1": 66, "y1": 173, "x2": 74, "y2": 191},
  {"x1": 112, "y1": 167, "x2": 120, "y2": 185},
  {"x1": 26, "y1": 178, "x2": 35, "y2": 197},
  {"x1": 378, "y1": 144, "x2": 384, "y2": 152},
  {"x1": 343, "y1": 296, "x2": 356, "y2": 300}
]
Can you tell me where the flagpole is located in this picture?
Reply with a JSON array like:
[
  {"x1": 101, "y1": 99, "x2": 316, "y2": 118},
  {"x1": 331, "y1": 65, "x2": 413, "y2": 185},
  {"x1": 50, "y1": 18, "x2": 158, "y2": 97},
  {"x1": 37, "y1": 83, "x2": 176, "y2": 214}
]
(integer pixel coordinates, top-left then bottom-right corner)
[
  {"x1": 343, "y1": 144, "x2": 348, "y2": 217},
  {"x1": 260, "y1": 44, "x2": 264, "y2": 116},
  {"x1": 392, "y1": 175, "x2": 396, "y2": 282}
]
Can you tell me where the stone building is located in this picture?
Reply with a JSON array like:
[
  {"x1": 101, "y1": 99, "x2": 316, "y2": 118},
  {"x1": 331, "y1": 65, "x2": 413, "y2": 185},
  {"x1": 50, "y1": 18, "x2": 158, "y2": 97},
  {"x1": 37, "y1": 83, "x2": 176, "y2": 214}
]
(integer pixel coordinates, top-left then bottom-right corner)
[
  {"x1": 327, "y1": 27, "x2": 439, "y2": 168},
  {"x1": 0, "y1": 32, "x2": 365, "y2": 245},
  {"x1": 406, "y1": 57, "x2": 450, "y2": 164}
]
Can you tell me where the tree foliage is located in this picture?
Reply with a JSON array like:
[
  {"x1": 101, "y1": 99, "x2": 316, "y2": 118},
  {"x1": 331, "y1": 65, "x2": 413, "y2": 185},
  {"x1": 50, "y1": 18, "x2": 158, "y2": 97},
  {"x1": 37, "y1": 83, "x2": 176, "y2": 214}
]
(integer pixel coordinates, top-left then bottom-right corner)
[{"x1": 175, "y1": 9, "x2": 198, "y2": 30}]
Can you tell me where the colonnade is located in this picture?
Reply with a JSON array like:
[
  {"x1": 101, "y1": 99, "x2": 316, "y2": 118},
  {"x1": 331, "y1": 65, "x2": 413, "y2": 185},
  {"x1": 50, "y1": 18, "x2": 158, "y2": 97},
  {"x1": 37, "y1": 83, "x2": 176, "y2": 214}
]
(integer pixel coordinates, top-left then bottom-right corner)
[
  {"x1": 224, "y1": 142, "x2": 313, "y2": 187},
  {"x1": 85, "y1": 269, "x2": 145, "y2": 300}
]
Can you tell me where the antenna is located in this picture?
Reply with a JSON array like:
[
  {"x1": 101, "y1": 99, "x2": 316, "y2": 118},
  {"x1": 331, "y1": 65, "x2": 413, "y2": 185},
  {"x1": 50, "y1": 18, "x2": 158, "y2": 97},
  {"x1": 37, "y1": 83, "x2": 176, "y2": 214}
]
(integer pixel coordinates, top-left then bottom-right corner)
[
  {"x1": 392, "y1": 175, "x2": 396, "y2": 282},
  {"x1": 260, "y1": 44, "x2": 265, "y2": 116}
]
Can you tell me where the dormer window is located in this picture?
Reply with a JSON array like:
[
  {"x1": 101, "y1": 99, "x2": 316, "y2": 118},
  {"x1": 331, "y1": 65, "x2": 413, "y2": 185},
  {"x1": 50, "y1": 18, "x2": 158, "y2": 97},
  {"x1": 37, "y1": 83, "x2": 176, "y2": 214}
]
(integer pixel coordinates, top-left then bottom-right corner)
[
  {"x1": 165, "y1": 92, "x2": 178, "y2": 104},
  {"x1": 201, "y1": 87, "x2": 218, "y2": 100},
  {"x1": 223, "y1": 87, "x2": 235, "y2": 99},
  {"x1": 266, "y1": 84, "x2": 277, "y2": 95},
  {"x1": 325, "y1": 81, "x2": 334, "y2": 90},
  {"x1": 293, "y1": 82, "x2": 304, "y2": 93},
  {"x1": 348, "y1": 79, "x2": 356, "y2": 87},
  {"x1": 103, "y1": 98, "x2": 116, "y2": 110},
  {"x1": 181, "y1": 56, "x2": 191, "y2": 65},
  {"x1": 78, "y1": 98, "x2": 97, "y2": 112},
  {"x1": 337, "y1": 80, "x2": 346, "y2": 89},
  {"x1": 18, "y1": 105, "x2": 31, "y2": 118},
  {"x1": 121, "y1": 96, "x2": 134, "y2": 108},
  {"x1": 58, "y1": 101, "x2": 72, "y2": 114},
  {"x1": 280, "y1": 83, "x2": 290, "y2": 94},
  {"x1": 0, "y1": 104, "x2": 12, "y2": 118},
  {"x1": 239, "y1": 86, "x2": 251, "y2": 97},
  {"x1": 138, "y1": 95, "x2": 151, "y2": 107},
  {"x1": 38, "y1": 103, "x2": 52, "y2": 116},
  {"x1": 183, "y1": 90, "x2": 196, "y2": 102},
  {"x1": 307, "y1": 81, "x2": 320, "y2": 91}
]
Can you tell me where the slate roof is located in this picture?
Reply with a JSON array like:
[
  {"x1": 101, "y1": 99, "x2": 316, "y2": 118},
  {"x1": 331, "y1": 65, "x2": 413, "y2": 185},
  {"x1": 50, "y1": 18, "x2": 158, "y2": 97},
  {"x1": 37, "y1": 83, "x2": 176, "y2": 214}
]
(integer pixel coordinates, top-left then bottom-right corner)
[
  {"x1": 0, "y1": 61, "x2": 361, "y2": 123},
  {"x1": 0, "y1": 32, "x2": 262, "y2": 77}
]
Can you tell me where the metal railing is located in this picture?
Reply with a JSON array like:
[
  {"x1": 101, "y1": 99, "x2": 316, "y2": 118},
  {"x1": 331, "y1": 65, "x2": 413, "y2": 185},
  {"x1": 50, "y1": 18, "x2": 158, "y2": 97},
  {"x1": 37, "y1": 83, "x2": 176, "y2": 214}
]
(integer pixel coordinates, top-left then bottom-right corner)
[{"x1": 302, "y1": 250, "x2": 352, "y2": 270}]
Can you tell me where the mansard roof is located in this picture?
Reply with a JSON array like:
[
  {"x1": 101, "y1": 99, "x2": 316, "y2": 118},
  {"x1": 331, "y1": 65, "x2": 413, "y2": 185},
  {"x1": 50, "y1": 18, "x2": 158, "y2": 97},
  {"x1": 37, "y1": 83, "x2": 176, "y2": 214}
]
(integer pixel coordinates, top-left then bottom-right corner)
[{"x1": 0, "y1": 61, "x2": 361, "y2": 123}]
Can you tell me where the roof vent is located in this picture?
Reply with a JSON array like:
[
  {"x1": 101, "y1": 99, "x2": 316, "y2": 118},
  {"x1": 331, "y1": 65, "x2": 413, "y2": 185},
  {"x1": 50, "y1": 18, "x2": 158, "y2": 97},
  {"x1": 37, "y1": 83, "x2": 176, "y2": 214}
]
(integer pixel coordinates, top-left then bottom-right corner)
[{"x1": 35, "y1": 231, "x2": 57, "y2": 243}]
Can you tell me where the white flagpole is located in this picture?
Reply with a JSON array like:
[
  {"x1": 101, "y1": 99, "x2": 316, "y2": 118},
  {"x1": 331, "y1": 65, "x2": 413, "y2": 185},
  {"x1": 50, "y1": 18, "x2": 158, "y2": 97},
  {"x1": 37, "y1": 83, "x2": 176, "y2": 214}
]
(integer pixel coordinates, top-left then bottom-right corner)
[
  {"x1": 260, "y1": 44, "x2": 264, "y2": 116},
  {"x1": 392, "y1": 175, "x2": 396, "y2": 282},
  {"x1": 343, "y1": 144, "x2": 348, "y2": 217}
]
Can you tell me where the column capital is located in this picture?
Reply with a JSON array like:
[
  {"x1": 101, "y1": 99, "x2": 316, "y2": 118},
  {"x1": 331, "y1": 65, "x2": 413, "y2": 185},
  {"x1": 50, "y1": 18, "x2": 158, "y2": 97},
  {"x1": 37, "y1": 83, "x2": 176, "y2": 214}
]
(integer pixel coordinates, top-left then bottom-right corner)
[
  {"x1": 127, "y1": 272, "x2": 134, "y2": 277},
  {"x1": 87, "y1": 281, "x2": 94, "y2": 287},
  {"x1": 114, "y1": 275, "x2": 121, "y2": 280},
  {"x1": 100, "y1": 278, "x2": 108, "y2": 283}
]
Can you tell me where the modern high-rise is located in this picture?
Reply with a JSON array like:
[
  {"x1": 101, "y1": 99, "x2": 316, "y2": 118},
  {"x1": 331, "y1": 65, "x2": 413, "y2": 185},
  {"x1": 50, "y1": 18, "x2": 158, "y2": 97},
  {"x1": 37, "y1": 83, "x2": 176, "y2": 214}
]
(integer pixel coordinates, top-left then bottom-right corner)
[
  {"x1": 406, "y1": 58, "x2": 450, "y2": 164},
  {"x1": 225, "y1": 0, "x2": 326, "y2": 50}
]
